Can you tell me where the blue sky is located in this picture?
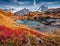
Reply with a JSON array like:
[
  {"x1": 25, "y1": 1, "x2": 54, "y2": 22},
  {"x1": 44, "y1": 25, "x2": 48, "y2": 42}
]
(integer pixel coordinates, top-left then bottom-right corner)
[{"x1": 0, "y1": 0, "x2": 60, "y2": 11}]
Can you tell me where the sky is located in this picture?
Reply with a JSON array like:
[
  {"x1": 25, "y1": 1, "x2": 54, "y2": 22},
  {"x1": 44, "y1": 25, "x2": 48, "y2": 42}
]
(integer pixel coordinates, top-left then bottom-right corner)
[{"x1": 0, "y1": 0, "x2": 60, "y2": 11}]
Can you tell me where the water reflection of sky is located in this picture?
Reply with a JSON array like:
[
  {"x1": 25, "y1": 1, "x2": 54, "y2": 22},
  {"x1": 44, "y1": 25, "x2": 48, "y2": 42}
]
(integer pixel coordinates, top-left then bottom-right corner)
[{"x1": 16, "y1": 20, "x2": 40, "y2": 26}]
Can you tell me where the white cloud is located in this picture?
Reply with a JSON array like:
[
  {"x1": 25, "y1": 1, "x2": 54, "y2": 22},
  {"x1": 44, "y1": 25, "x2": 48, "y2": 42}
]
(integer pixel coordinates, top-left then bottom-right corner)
[
  {"x1": 33, "y1": 0, "x2": 37, "y2": 7},
  {"x1": 39, "y1": 2, "x2": 58, "y2": 5},
  {"x1": 49, "y1": 6, "x2": 60, "y2": 8},
  {"x1": 10, "y1": 0, "x2": 30, "y2": 4},
  {"x1": 18, "y1": 1, "x2": 30, "y2": 4},
  {"x1": 1, "y1": 4, "x2": 24, "y2": 12}
]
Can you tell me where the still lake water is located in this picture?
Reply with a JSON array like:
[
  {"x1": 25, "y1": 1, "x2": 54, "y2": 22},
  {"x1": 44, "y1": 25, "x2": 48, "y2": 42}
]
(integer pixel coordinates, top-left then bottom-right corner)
[{"x1": 16, "y1": 19, "x2": 60, "y2": 32}]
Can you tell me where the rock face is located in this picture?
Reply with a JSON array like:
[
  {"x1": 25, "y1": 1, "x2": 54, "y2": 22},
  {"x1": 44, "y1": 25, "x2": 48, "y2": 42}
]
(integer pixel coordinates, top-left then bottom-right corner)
[
  {"x1": 43, "y1": 8, "x2": 60, "y2": 18},
  {"x1": 38, "y1": 5, "x2": 48, "y2": 12},
  {"x1": 14, "y1": 8, "x2": 30, "y2": 16},
  {"x1": 45, "y1": 8, "x2": 60, "y2": 14}
]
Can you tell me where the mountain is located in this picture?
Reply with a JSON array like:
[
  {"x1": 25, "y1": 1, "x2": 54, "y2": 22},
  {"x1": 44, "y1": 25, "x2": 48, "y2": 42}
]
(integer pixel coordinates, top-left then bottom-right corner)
[
  {"x1": 12, "y1": 8, "x2": 60, "y2": 21},
  {"x1": 0, "y1": 9, "x2": 28, "y2": 29},
  {"x1": 0, "y1": 9, "x2": 46, "y2": 36},
  {"x1": 38, "y1": 5, "x2": 48, "y2": 12},
  {"x1": 0, "y1": 9, "x2": 14, "y2": 16},
  {"x1": 0, "y1": 10, "x2": 60, "y2": 46},
  {"x1": 14, "y1": 8, "x2": 30, "y2": 16},
  {"x1": 44, "y1": 8, "x2": 60, "y2": 18},
  {"x1": 2, "y1": 8, "x2": 15, "y2": 13},
  {"x1": 45, "y1": 8, "x2": 60, "y2": 14}
]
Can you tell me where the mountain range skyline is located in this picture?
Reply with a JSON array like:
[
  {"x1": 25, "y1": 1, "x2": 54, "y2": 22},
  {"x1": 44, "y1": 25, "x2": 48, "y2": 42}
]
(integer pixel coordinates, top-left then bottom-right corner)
[{"x1": 0, "y1": 0, "x2": 60, "y2": 11}]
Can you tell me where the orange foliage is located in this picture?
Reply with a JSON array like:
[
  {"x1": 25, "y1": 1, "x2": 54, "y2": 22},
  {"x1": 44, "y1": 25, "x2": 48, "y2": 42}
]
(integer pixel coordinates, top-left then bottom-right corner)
[
  {"x1": 0, "y1": 9, "x2": 14, "y2": 16},
  {"x1": 0, "y1": 10, "x2": 60, "y2": 46},
  {"x1": 0, "y1": 10, "x2": 46, "y2": 38}
]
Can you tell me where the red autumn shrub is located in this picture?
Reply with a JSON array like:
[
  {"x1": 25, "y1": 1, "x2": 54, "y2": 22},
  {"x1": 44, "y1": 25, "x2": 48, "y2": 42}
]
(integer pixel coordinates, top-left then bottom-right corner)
[
  {"x1": 0, "y1": 25, "x2": 28, "y2": 40},
  {"x1": 0, "y1": 25, "x2": 30, "y2": 45}
]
